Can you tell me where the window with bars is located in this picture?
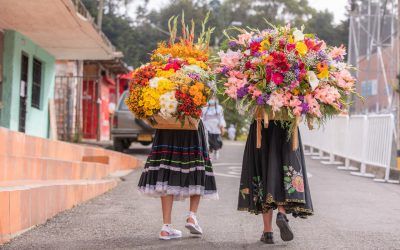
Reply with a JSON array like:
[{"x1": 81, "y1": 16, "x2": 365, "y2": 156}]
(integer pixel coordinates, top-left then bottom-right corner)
[{"x1": 32, "y1": 58, "x2": 43, "y2": 109}]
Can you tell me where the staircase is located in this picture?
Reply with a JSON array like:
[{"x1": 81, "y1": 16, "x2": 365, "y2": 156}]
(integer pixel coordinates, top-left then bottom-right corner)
[{"x1": 0, "y1": 127, "x2": 141, "y2": 244}]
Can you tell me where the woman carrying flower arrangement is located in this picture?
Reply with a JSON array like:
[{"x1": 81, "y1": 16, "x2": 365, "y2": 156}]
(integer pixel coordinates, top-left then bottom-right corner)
[
  {"x1": 126, "y1": 15, "x2": 218, "y2": 240},
  {"x1": 217, "y1": 24, "x2": 357, "y2": 244}
]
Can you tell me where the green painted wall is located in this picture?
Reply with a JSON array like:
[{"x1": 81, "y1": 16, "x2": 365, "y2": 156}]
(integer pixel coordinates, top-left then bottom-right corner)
[{"x1": 1, "y1": 30, "x2": 55, "y2": 138}]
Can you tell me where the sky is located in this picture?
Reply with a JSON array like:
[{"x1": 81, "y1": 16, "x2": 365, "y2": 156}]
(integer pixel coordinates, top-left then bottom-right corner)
[{"x1": 128, "y1": 0, "x2": 348, "y2": 24}]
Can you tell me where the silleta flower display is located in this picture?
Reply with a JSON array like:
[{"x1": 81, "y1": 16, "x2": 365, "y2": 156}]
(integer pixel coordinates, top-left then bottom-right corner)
[
  {"x1": 216, "y1": 24, "x2": 358, "y2": 148},
  {"x1": 126, "y1": 14, "x2": 215, "y2": 130}
]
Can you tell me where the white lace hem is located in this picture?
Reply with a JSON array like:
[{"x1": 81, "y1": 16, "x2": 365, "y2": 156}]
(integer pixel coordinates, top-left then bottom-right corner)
[{"x1": 138, "y1": 182, "x2": 219, "y2": 201}]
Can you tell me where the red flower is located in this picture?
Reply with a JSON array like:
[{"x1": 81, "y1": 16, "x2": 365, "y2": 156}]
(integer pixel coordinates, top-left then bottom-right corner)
[
  {"x1": 245, "y1": 61, "x2": 254, "y2": 70},
  {"x1": 271, "y1": 52, "x2": 290, "y2": 72},
  {"x1": 286, "y1": 43, "x2": 295, "y2": 52},
  {"x1": 279, "y1": 39, "x2": 287, "y2": 49},
  {"x1": 272, "y1": 72, "x2": 284, "y2": 85},
  {"x1": 250, "y1": 41, "x2": 261, "y2": 53},
  {"x1": 164, "y1": 61, "x2": 182, "y2": 71},
  {"x1": 305, "y1": 38, "x2": 323, "y2": 51}
]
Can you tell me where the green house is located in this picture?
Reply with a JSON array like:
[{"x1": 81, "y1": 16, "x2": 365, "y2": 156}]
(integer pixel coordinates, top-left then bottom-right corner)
[
  {"x1": 0, "y1": 0, "x2": 118, "y2": 139},
  {"x1": 0, "y1": 30, "x2": 55, "y2": 138}
]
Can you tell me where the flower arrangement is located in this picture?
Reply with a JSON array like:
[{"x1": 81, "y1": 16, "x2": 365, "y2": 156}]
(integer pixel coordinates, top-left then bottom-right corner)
[
  {"x1": 216, "y1": 23, "x2": 358, "y2": 148},
  {"x1": 125, "y1": 14, "x2": 215, "y2": 129}
]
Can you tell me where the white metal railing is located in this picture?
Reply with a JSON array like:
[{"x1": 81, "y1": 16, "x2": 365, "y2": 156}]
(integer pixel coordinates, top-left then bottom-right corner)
[{"x1": 300, "y1": 114, "x2": 399, "y2": 184}]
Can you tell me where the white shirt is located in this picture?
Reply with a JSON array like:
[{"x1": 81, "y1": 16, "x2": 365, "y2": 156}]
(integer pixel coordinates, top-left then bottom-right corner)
[{"x1": 202, "y1": 104, "x2": 226, "y2": 135}]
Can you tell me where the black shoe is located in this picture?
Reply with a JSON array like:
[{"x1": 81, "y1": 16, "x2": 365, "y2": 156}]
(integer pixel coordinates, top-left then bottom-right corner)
[
  {"x1": 276, "y1": 212, "x2": 294, "y2": 242},
  {"x1": 260, "y1": 232, "x2": 274, "y2": 244}
]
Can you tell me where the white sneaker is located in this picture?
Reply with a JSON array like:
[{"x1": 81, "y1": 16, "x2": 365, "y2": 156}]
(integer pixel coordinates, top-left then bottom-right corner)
[
  {"x1": 185, "y1": 212, "x2": 203, "y2": 235},
  {"x1": 159, "y1": 224, "x2": 182, "y2": 240},
  {"x1": 215, "y1": 150, "x2": 220, "y2": 161}
]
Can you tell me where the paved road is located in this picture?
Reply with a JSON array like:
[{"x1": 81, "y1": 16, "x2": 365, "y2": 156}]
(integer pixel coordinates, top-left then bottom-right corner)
[{"x1": 2, "y1": 141, "x2": 400, "y2": 249}]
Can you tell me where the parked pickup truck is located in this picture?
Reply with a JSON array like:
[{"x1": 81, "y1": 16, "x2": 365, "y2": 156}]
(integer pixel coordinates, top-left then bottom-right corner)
[{"x1": 111, "y1": 91, "x2": 155, "y2": 152}]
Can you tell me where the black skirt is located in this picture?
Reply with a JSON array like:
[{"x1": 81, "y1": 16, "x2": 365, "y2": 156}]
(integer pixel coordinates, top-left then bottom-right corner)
[
  {"x1": 238, "y1": 121, "x2": 313, "y2": 217},
  {"x1": 138, "y1": 121, "x2": 218, "y2": 201},
  {"x1": 208, "y1": 133, "x2": 223, "y2": 151}
]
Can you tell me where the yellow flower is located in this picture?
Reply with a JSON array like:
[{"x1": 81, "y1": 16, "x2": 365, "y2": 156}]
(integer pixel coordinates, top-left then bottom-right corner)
[
  {"x1": 141, "y1": 86, "x2": 160, "y2": 117},
  {"x1": 187, "y1": 58, "x2": 208, "y2": 69},
  {"x1": 295, "y1": 42, "x2": 308, "y2": 56},
  {"x1": 288, "y1": 35, "x2": 294, "y2": 44},
  {"x1": 317, "y1": 69, "x2": 329, "y2": 79},
  {"x1": 156, "y1": 69, "x2": 175, "y2": 78},
  {"x1": 260, "y1": 39, "x2": 270, "y2": 50},
  {"x1": 157, "y1": 78, "x2": 175, "y2": 94}
]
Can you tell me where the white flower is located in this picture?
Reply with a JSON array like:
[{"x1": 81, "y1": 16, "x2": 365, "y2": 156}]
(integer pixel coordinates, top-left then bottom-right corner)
[
  {"x1": 159, "y1": 91, "x2": 178, "y2": 118},
  {"x1": 293, "y1": 29, "x2": 304, "y2": 42},
  {"x1": 181, "y1": 65, "x2": 204, "y2": 74},
  {"x1": 149, "y1": 77, "x2": 165, "y2": 88},
  {"x1": 307, "y1": 71, "x2": 319, "y2": 90}
]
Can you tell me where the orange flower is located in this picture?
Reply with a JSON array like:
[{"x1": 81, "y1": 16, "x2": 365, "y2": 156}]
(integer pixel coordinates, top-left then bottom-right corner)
[
  {"x1": 317, "y1": 62, "x2": 328, "y2": 72},
  {"x1": 193, "y1": 93, "x2": 204, "y2": 106},
  {"x1": 180, "y1": 84, "x2": 189, "y2": 93},
  {"x1": 189, "y1": 85, "x2": 200, "y2": 96}
]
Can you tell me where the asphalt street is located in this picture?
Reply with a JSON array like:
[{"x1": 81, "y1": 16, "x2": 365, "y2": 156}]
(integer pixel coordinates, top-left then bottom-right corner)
[{"x1": 2, "y1": 141, "x2": 400, "y2": 250}]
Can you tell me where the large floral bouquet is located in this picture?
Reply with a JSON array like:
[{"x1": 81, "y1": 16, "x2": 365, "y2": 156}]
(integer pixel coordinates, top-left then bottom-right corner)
[
  {"x1": 216, "y1": 24, "x2": 358, "y2": 147},
  {"x1": 126, "y1": 15, "x2": 215, "y2": 129}
]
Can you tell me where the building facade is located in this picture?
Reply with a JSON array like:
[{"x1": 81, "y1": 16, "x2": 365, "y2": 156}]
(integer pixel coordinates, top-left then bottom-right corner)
[{"x1": 0, "y1": 30, "x2": 55, "y2": 138}]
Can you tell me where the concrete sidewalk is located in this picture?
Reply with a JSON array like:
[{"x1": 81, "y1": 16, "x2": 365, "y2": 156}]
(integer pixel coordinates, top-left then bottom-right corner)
[{"x1": 2, "y1": 142, "x2": 400, "y2": 249}]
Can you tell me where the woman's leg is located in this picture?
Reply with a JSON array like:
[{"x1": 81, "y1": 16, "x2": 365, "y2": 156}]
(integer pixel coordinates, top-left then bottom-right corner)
[
  {"x1": 277, "y1": 205, "x2": 286, "y2": 214},
  {"x1": 262, "y1": 209, "x2": 273, "y2": 232},
  {"x1": 161, "y1": 195, "x2": 174, "y2": 236},
  {"x1": 188, "y1": 195, "x2": 200, "y2": 223}
]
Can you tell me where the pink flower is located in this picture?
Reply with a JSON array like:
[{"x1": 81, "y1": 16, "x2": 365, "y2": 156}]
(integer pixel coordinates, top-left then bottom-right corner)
[
  {"x1": 329, "y1": 45, "x2": 347, "y2": 60},
  {"x1": 292, "y1": 106, "x2": 303, "y2": 116},
  {"x1": 305, "y1": 94, "x2": 322, "y2": 117},
  {"x1": 314, "y1": 85, "x2": 341, "y2": 106},
  {"x1": 334, "y1": 69, "x2": 355, "y2": 90},
  {"x1": 272, "y1": 72, "x2": 284, "y2": 85},
  {"x1": 223, "y1": 70, "x2": 247, "y2": 99},
  {"x1": 292, "y1": 175, "x2": 304, "y2": 192},
  {"x1": 218, "y1": 50, "x2": 243, "y2": 69},
  {"x1": 267, "y1": 92, "x2": 285, "y2": 112},
  {"x1": 252, "y1": 89, "x2": 262, "y2": 98},
  {"x1": 237, "y1": 32, "x2": 253, "y2": 45}
]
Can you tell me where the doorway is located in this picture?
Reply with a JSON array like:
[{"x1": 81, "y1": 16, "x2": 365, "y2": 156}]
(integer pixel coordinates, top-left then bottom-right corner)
[{"x1": 19, "y1": 53, "x2": 29, "y2": 132}]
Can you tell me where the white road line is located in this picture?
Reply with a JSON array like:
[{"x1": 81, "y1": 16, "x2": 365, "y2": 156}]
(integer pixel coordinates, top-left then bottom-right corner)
[
  {"x1": 213, "y1": 172, "x2": 241, "y2": 178},
  {"x1": 212, "y1": 162, "x2": 242, "y2": 167}
]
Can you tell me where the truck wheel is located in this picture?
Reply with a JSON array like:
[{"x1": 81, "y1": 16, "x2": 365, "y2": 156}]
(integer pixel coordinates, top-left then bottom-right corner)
[{"x1": 113, "y1": 138, "x2": 125, "y2": 152}]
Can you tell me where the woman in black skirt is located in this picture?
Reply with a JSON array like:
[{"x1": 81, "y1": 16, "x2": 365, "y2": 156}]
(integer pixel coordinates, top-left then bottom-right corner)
[
  {"x1": 238, "y1": 120, "x2": 313, "y2": 244},
  {"x1": 138, "y1": 121, "x2": 218, "y2": 240}
]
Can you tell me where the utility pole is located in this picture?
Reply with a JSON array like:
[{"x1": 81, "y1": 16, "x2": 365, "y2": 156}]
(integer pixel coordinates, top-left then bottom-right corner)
[{"x1": 97, "y1": 0, "x2": 104, "y2": 29}]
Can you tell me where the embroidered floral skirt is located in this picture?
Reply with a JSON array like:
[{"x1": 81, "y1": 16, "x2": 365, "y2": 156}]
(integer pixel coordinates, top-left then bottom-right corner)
[
  {"x1": 138, "y1": 121, "x2": 219, "y2": 201},
  {"x1": 238, "y1": 121, "x2": 313, "y2": 217}
]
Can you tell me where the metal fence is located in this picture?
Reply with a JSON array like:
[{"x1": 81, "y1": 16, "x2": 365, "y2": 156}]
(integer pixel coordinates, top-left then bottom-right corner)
[
  {"x1": 300, "y1": 114, "x2": 399, "y2": 184},
  {"x1": 54, "y1": 76, "x2": 100, "y2": 142}
]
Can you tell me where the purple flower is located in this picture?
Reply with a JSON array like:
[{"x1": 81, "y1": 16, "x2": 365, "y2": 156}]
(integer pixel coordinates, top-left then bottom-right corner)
[
  {"x1": 253, "y1": 52, "x2": 262, "y2": 57},
  {"x1": 237, "y1": 86, "x2": 249, "y2": 99},
  {"x1": 256, "y1": 93, "x2": 270, "y2": 105},
  {"x1": 228, "y1": 41, "x2": 238, "y2": 48},
  {"x1": 298, "y1": 95, "x2": 304, "y2": 102},
  {"x1": 256, "y1": 95, "x2": 264, "y2": 105},
  {"x1": 188, "y1": 73, "x2": 200, "y2": 81},
  {"x1": 252, "y1": 36, "x2": 263, "y2": 43},
  {"x1": 221, "y1": 66, "x2": 229, "y2": 75},
  {"x1": 301, "y1": 102, "x2": 309, "y2": 114}
]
